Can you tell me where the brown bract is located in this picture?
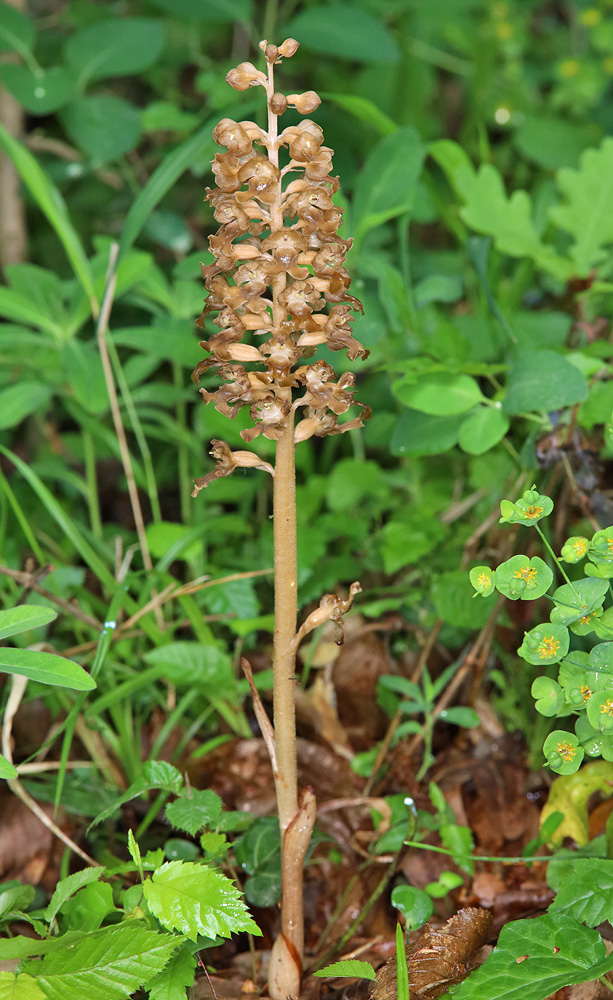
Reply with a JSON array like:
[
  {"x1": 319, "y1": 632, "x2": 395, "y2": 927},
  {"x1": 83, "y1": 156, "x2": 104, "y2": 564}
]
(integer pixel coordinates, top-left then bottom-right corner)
[{"x1": 193, "y1": 40, "x2": 370, "y2": 491}]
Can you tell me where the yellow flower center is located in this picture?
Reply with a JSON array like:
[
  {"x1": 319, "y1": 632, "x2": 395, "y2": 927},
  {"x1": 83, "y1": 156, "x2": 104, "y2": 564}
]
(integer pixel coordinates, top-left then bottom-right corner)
[
  {"x1": 580, "y1": 615, "x2": 592, "y2": 625},
  {"x1": 477, "y1": 572, "x2": 490, "y2": 588},
  {"x1": 601, "y1": 699, "x2": 613, "y2": 718},
  {"x1": 538, "y1": 636, "x2": 561, "y2": 659},
  {"x1": 573, "y1": 539, "x2": 587, "y2": 555},
  {"x1": 556, "y1": 741, "x2": 577, "y2": 763},
  {"x1": 607, "y1": 537, "x2": 613, "y2": 554},
  {"x1": 523, "y1": 504, "x2": 544, "y2": 519},
  {"x1": 514, "y1": 565, "x2": 537, "y2": 584},
  {"x1": 580, "y1": 684, "x2": 592, "y2": 702}
]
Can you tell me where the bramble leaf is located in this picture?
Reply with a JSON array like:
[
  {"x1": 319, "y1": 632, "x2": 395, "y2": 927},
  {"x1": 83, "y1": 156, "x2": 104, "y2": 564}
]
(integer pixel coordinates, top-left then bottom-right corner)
[
  {"x1": 143, "y1": 860, "x2": 261, "y2": 942},
  {"x1": 165, "y1": 790, "x2": 223, "y2": 837},
  {"x1": 314, "y1": 960, "x2": 376, "y2": 981},
  {"x1": 549, "y1": 858, "x2": 613, "y2": 926}
]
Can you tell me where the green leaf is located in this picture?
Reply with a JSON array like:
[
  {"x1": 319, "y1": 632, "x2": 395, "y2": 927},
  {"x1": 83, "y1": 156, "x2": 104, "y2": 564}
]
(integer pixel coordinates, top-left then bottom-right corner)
[
  {"x1": 144, "y1": 643, "x2": 234, "y2": 691},
  {"x1": 325, "y1": 458, "x2": 387, "y2": 511},
  {"x1": 549, "y1": 858, "x2": 613, "y2": 926},
  {"x1": 440, "y1": 823, "x2": 475, "y2": 875},
  {"x1": 61, "y1": 881, "x2": 116, "y2": 933},
  {"x1": 352, "y1": 126, "x2": 425, "y2": 245},
  {"x1": 112, "y1": 320, "x2": 199, "y2": 368},
  {"x1": 43, "y1": 868, "x2": 104, "y2": 925},
  {"x1": 321, "y1": 93, "x2": 397, "y2": 136},
  {"x1": 390, "y1": 409, "x2": 460, "y2": 457},
  {"x1": 0, "y1": 648, "x2": 95, "y2": 690},
  {"x1": 22, "y1": 923, "x2": 179, "y2": 1000},
  {"x1": 503, "y1": 351, "x2": 588, "y2": 414},
  {"x1": 143, "y1": 860, "x2": 260, "y2": 941},
  {"x1": 390, "y1": 885, "x2": 433, "y2": 928},
  {"x1": 145, "y1": 942, "x2": 197, "y2": 1000},
  {"x1": 543, "y1": 731, "x2": 584, "y2": 775},
  {"x1": 550, "y1": 137, "x2": 613, "y2": 276},
  {"x1": 0, "y1": 126, "x2": 96, "y2": 310},
  {"x1": 459, "y1": 406, "x2": 509, "y2": 454},
  {"x1": 313, "y1": 960, "x2": 377, "y2": 981},
  {"x1": 394, "y1": 373, "x2": 483, "y2": 415},
  {"x1": 531, "y1": 677, "x2": 565, "y2": 717},
  {"x1": 518, "y1": 624, "x2": 569, "y2": 665},
  {"x1": 165, "y1": 790, "x2": 223, "y2": 837},
  {"x1": 0, "y1": 381, "x2": 52, "y2": 431},
  {"x1": 432, "y1": 570, "x2": 492, "y2": 630},
  {"x1": 513, "y1": 114, "x2": 602, "y2": 171},
  {"x1": 61, "y1": 96, "x2": 142, "y2": 163},
  {"x1": 63, "y1": 19, "x2": 165, "y2": 86},
  {"x1": 0, "y1": 4, "x2": 34, "y2": 55},
  {"x1": 469, "y1": 565, "x2": 496, "y2": 597},
  {"x1": 587, "y1": 688, "x2": 613, "y2": 733},
  {"x1": 0, "y1": 754, "x2": 17, "y2": 779},
  {"x1": 0, "y1": 65, "x2": 76, "y2": 115},
  {"x1": 0, "y1": 605, "x2": 56, "y2": 640},
  {"x1": 549, "y1": 578, "x2": 609, "y2": 626},
  {"x1": 0, "y1": 971, "x2": 46, "y2": 1000},
  {"x1": 446, "y1": 913, "x2": 613, "y2": 1000},
  {"x1": 439, "y1": 706, "x2": 480, "y2": 728},
  {"x1": 396, "y1": 921, "x2": 409, "y2": 1000},
  {"x1": 0, "y1": 285, "x2": 62, "y2": 336},
  {"x1": 494, "y1": 555, "x2": 553, "y2": 602},
  {"x1": 147, "y1": 0, "x2": 251, "y2": 20},
  {"x1": 62, "y1": 340, "x2": 109, "y2": 415},
  {"x1": 286, "y1": 4, "x2": 398, "y2": 63}
]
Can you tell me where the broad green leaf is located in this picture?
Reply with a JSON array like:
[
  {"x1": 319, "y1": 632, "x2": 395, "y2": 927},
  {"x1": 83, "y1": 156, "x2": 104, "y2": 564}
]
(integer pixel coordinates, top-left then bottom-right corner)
[
  {"x1": 165, "y1": 790, "x2": 223, "y2": 837},
  {"x1": 518, "y1": 624, "x2": 569, "y2": 665},
  {"x1": 390, "y1": 885, "x2": 433, "y2": 928},
  {"x1": 286, "y1": 4, "x2": 398, "y2": 63},
  {"x1": 43, "y1": 867, "x2": 104, "y2": 925},
  {"x1": 0, "y1": 381, "x2": 52, "y2": 430},
  {"x1": 0, "y1": 126, "x2": 96, "y2": 310},
  {"x1": 112, "y1": 321, "x2": 198, "y2": 368},
  {"x1": 63, "y1": 19, "x2": 165, "y2": 86},
  {"x1": 503, "y1": 351, "x2": 588, "y2": 414},
  {"x1": 440, "y1": 823, "x2": 475, "y2": 875},
  {"x1": 0, "y1": 883, "x2": 35, "y2": 921},
  {"x1": 514, "y1": 114, "x2": 602, "y2": 171},
  {"x1": 145, "y1": 942, "x2": 197, "y2": 1000},
  {"x1": 144, "y1": 643, "x2": 234, "y2": 691},
  {"x1": 147, "y1": 0, "x2": 251, "y2": 20},
  {"x1": 88, "y1": 761, "x2": 183, "y2": 829},
  {"x1": 0, "y1": 605, "x2": 56, "y2": 640},
  {"x1": 62, "y1": 340, "x2": 109, "y2": 414},
  {"x1": 495, "y1": 555, "x2": 553, "y2": 602},
  {"x1": 549, "y1": 578, "x2": 608, "y2": 626},
  {"x1": 22, "y1": 923, "x2": 178, "y2": 1000},
  {"x1": 314, "y1": 960, "x2": 377, "y2": 981},
  {"x1": 0, "y1": 285, "x2": 63, "y2": 337},
  {"x1": 390, "y1": 409, "x2": 460, "y2": 457},
  {"x1": 143, "y1": 860, "x2": 261, "y2": 941},
  {"x1": 0, "y1": 65, "x2": 75, "y2": 115},
  {"x1": 352, "y1": 126, "x2": 425, "y2": 245},
  {"x1": 0, "y1": 754, "x2": 17, "y2": 779},
  {"x1": 61, "y1": 96, "x2": 142, "y2": 163},
  {"x1": 549, "y1": 858, "x2": 613, "y2": 925},
  {"x1": 432, "y1": 570, "x2": 492, "y2": 630},
  {"x1": 446, "y1": 913, "x2": 613, "y2": 1000},
  {"x1": 0, "y1": 4, "x2": 34, "y2": 55},
  {"x1": 321, "y1": 92, "x2": 397, "y2": 136},
  {"x1": 142, "y1": 101, "x2": 199, "y2": 134},
  {"x1": 439, "y1": 706, "x2": 480, "y2": 728},
  {"x1": 414, "y1": 273, "x2": 463, "y2": 307},
  {"x1": 0, "y1": 971, "x2": 45, "y2": 1000},
  {"x1": 531, "y1": 677, "x2": 565, "y2": 717},
  {"x1": 146, "y1": 521, "x2": 201, "y2": 563},
  {"x1": 325, "y1": 458, "x2": 387, "y2": 511},
  {"x1": 394, "y1": 373, "x2": 483, "y2": 415},
  {"x1": 550, "y1": 138, "x2": 613, "y2": 275},
  {"x1": 378, "y1": 515, "x2": 446, "y2": 575},
  {"x1": 61, "y1": 881, "x2": 116, "y2": 933},
  {"x1": 0, "y1": 648, "x2": 95, "y2": 690},
  {"x1": 540, "y1": 761, "x2": 613, "y2": 845},
  {"x1": 458, "y1": 406, "x2": 509, "y2": 454}
]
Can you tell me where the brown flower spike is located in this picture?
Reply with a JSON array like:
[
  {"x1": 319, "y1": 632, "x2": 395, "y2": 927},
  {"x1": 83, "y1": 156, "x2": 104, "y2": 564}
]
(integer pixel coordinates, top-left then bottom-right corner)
[{"x1": 192, "y1": 40, "x2": 368, "y2": 1000}]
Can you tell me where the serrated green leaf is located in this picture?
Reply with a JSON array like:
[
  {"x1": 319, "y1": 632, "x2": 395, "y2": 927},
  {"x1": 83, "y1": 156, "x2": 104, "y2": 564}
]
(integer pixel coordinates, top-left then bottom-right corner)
[
  {"x1": 0, "y1": 606, "x2": 56, "y2": 641},
  {"x1": 313, "y1": 960, "x2": 377, "y2": 981},
  {"x1": 549, "y1": 138, "x2": 613, "y2": 276},
  {"x1": 145, "y1": 941, "x2": 197, "y2": 1000},
  {"x1": 549, "y1": 858, "x2": 613, "y2": 926},
  {"x1": 22, "y1": 924, "x2": 178, "y2": 1000},
  {"x1": 143, "y1": 861, "x2": 261, "y2": 942},
  {"x1": 165, "y1": 790, "x2": 222, "y2": 837},
  {"x1": 446, "y1": 913, "x2": 613, "y2": 1000},
  {"x1": 43, "y1": 868, "x2": 104, "y2": 925},
  {"x1": 0, "y1": 971, "x2": 46, "y2": 1000}
]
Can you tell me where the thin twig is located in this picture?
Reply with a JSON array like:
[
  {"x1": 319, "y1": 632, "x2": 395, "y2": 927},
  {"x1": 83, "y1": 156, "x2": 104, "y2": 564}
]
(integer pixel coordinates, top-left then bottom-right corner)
[
  {"x1": 2, "y1": 674, "x2": 99, "y2": 867},
  {"x1": 0, "y1": 564, "x2": 102, "y2": 630}
]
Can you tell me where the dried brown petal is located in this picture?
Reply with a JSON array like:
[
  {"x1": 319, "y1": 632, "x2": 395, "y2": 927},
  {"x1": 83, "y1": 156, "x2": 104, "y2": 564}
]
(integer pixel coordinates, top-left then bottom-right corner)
[
  {"x1": 192, "y1": 439, "x2": 274, "y2": 496},
  {"x1": 287, "y1": 90, "x2": 321, "y2": 114},
  {"x1": 212, "y1": 119, "x2": 253, "y2": 155},
  {"x1": 226, "y1": 62, "x2": 267, "y2": 91},
  {"x1": 278, "y1": 38, "x2": 299, "y2": 58},
  {"x1": 270, "y1": 92, "x2": 288, "y2": 116}
]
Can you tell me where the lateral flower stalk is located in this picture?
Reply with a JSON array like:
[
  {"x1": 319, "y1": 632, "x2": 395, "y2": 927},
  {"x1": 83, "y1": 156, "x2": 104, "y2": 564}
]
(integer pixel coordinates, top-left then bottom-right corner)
[{"x1": 192, "y1": 38, "x2": 370, "y2": 1000}]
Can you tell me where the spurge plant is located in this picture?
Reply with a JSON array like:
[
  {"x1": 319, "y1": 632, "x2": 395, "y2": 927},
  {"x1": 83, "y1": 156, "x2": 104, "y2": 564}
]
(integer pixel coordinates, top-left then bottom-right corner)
[{"x1": 191, "y1": 39, "x2": 370, "y2": 1000}]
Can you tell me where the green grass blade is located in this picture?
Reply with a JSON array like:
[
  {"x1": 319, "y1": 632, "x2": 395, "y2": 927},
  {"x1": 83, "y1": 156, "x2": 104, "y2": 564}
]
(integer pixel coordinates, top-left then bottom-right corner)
[
  {"x1": 0, "y1": 445, "x2": 115, "y2": 590},
  {"x1": 0, "y1": 124, "x2": 98, "y2": 313},
  {"x1": 396, "y1": 922, "x2": 410, "y2": 1000},
  {"x1": 118, "y1": 100, "x2": 256, "y2": 259}
]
